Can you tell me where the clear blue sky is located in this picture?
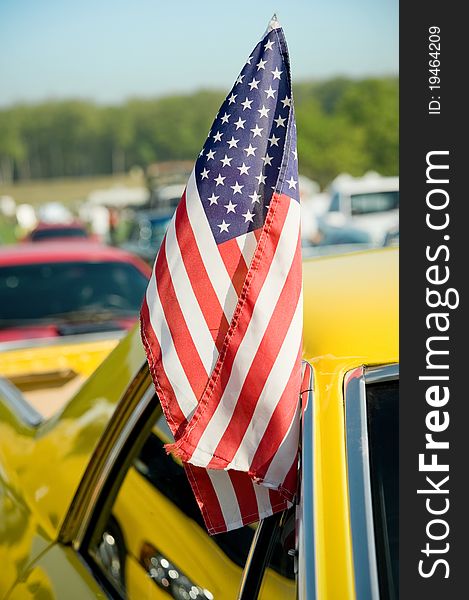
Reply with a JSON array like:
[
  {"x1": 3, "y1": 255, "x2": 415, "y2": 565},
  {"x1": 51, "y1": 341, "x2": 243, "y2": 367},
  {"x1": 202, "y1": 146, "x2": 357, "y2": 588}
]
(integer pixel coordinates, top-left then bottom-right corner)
[{"x1": 0, "y1": 0, "x2": 398, "y2": 107}]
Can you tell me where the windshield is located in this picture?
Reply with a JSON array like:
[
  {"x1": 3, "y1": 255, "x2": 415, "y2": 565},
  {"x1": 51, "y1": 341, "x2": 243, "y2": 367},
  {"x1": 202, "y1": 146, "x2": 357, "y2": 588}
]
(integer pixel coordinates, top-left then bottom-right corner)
[
  {"x1": 0, "y1": 261, "x2": 148, "y2": 324},
  {"x1": 30, "y1": 228, "x2": 88, "y2": 241},
  {"x1": 351, "y1": 191, "x2": 399, "y2": 215},
  {"x1": 366, "y1": 379, "x2": 398, "y2": 599}
]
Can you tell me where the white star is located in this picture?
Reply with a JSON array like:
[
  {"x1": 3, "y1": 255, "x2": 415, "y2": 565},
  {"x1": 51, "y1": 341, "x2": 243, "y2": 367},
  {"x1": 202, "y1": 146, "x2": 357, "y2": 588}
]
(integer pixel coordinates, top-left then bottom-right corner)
[
  {"x1": 236, "y1": 74, "x2": 244, "y2": 85},
  {"x1": 220, "y1": 155, "x2": 232, "y2": 167},
  {"x1": 287, "y1": 176, "x2": 298, "y2": 189},
  {"x1": 271, "y1": 67, "x2": 283, "y2": 80},
  {"x1": 246, "y1": 55, "x2": 253, "y2": 64},
  {"x1": 274, "y1": 115, "x2": 286, "y2": 128},
  {"x1": 256, "y1": 172, "x2": 267, "y2": 185},
  {"x1": 257, "y1": 58, "x2": 267, "y2": 70},
  {"x1": 237, "y1": 163, "x2": 250, "y2": 175},
  {"x1": 220, "y1": 112, "x2": 231, "y2": 124},
  {"x1": 199, "y1": 148, "x2": 205, "y2": 157},
  {"x1": 250, "y1": 191, "x2": 261, "y2": 204},
  {"x1": 292, "y1": 149, "x2": 298, "y2": 160},
  {"x1": 281, "y1": 96, "x2": 292, "y2": 108},
  {"x1": 248, "y1": 78, "x2": 260, "y2": 90},
  {"x1": 244, "y1": 144, "x2": 257, "y2": 157},
  {"x1": 208, "y1": 193, "x2": 219, "y2": 205},
  {"x1": 257, "y1": 105, "x2": 270, "y2": 118},
  {"x1": 262, "y1": 153, "x2": 273, "y2": 166},
  {"x1": 265, "y1": 86, "x2": 276, "y2": 99},
  {"x1": 228, "y1": 93, "x2": 237, "y2": 104},
  {"x1": 224, "y1": 200, "x2": 237, "y2": 213},
  {"x1": 200, "y1": 168, "x2": 210, "y2": 179},
  {"x1": 243, "y1": 209, "x2": 255, "y2": 223},
  {"x1": 234, "y1": 117, "x2": 246, "y2": 130},
  {"x1": 251, "y1": 124, "x2": 263, "y2": 138},
  {"x1": 241, "y1": 97, "x2": 253, "y2": 110},
  {"x1": 214, "y1": 174, "x2": 226, "y2": 186},
  {"x1": 227, "y1": 137, "x2": 239, "y2": 149},
  {"x1": 213, "y1": 130, "x2": 223, "y2": 142},
  {"x1": 206, "y1": 149, "x2": 216, "y2": 160},
  {"x1": 231, "y1": 181, "x2": 244, "y2": 195},
  {"x1": 268, "y1": 134, "x2": 280, "y2": 146},
  {"x1": 218, "y1": 220, "x2": 230, "y2": 233},
  {"x1": 264, "y1": 39, "x2": 275, "y2": 51}
]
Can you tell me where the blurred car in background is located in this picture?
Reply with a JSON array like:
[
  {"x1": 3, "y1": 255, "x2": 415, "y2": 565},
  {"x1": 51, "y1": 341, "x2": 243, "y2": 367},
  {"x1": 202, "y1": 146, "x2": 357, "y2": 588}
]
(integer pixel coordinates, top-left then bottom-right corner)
[
  {"x1": 120, "y1": 209, "x2": 174, "y2": 264},
  {"x1": 0, "y1": 242, "x2": 151, "y2": 343},
  {"x1": 22, "y1": 221, "x2": 94, "y2": 243},
  {"x1": 0, "y1": 241, "x2": 151, "y2": 417},
  {"x1": 301, "y1": 204, "x2": 375, "y2": 259},
  {"x1": 320, "y1": 173, "x2": 399, "y2": 244}
]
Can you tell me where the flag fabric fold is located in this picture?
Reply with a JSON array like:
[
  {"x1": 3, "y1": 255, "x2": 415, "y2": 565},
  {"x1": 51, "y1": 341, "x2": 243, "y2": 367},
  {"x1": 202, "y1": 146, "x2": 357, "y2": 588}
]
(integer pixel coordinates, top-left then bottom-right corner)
[{"x1": 141, "y1": 15, "x2": 303, "y2": 534}]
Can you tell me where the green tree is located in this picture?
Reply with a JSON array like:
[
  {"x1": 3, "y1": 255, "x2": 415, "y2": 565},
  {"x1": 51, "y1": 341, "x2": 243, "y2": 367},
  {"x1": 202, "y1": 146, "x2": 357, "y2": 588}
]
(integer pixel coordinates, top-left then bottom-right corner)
[{"x1": 337, "y1": 78, "x2": 398, "y2": 175}]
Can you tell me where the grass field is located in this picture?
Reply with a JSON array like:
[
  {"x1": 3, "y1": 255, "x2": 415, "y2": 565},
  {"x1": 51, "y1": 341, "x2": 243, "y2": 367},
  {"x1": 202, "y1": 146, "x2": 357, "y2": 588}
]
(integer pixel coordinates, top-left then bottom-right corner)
[{"x1": 0, "y1": 172, "x2": 145, "y2": 208}]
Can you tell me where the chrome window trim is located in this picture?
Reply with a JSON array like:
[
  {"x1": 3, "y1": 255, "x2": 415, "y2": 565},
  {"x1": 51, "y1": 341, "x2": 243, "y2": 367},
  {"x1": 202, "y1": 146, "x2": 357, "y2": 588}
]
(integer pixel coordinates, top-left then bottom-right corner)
[
  {"x1": 71, "y1": 382, "x2": 155, "y2": 549},
  {"x1": 297, "y1": 363, "x2": 317, "y2": 600},
  {"x1": 0, "y1": 376, "x2": 42, "y2": 427},
  {"x1": 345, "y1": 363, "x2": 399, "y2": 600},
  {"x1": 365, "y1": 364, "x2": 399, "y2": 385}
]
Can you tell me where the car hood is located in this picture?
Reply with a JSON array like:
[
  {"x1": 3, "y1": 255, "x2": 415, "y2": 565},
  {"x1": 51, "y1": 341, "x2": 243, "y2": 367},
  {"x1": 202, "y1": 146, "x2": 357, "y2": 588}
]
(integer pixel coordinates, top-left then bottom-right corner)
[{"x1": 0, "y1": 317, "x2": 138, "y2": 343}]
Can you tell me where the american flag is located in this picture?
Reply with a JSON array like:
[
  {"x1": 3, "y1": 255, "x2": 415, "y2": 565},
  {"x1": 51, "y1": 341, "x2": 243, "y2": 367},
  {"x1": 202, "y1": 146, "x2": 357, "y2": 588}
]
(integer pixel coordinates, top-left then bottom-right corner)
[{"x1": 141, "y1": 16, "x2": 303, "y2": 534}]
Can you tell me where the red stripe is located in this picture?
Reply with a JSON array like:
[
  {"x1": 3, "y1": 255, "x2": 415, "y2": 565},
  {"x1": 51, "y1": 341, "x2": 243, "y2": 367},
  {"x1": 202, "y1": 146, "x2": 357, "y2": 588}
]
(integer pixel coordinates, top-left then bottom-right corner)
[
  {"x1": 249, "y1": 347, "x2": 302, "y2": 480},
  {"x1": 173, "y1": 193, "x2": 293, "y2": 456},
  {"x1": 218, "y1": 237, "x2": 248, "y2": 297},
  {"x1": 268, "y1": 488, "x2": 290, "y2": 512},
  {"x1": 184, "y1": 464, "x2": 227, "y2": 534},
  {"x1": 140, "y1": 297, "x2": 188, "y2": 433},
  {"x1": 155, "y1": 240, "x2": 208, "y2": 399},
  {"x1": 175, "y1": 194, "x2": 229, "y2": 351},
  {"x1": 207, "y1": 236, "x2": 302, "y2": 468},
  {"x1": 228, "y1": 470, "x2": 259, "y2": 526}
]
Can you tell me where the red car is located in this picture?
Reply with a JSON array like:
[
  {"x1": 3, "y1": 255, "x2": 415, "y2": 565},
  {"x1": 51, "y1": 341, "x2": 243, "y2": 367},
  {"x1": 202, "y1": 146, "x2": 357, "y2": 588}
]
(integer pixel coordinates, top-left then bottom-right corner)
[
  {"x1": 0, "y1": 242, "x2": 152, "y2": 342},
  {"x1": 22, "y1": 221, "x2": 96, "y2": 243}
]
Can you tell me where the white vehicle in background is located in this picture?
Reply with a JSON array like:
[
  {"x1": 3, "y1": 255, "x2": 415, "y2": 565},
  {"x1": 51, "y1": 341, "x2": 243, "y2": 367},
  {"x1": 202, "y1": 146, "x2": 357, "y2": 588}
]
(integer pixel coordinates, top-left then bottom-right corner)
[{"x1": 321, "y1": 172, "x2": 399, "y2": 244}]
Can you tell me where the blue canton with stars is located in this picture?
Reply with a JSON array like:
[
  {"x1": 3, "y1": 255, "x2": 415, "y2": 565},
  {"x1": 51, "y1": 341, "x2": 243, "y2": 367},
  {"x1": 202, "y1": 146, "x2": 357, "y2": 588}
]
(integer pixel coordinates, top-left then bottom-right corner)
[{"x1": 194, "y1": 25, "x2": 299, "y2": 245}]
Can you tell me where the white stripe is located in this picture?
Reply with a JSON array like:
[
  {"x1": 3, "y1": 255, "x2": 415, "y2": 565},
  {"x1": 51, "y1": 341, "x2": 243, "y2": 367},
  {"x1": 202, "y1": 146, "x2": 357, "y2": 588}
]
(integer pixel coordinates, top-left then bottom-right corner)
[
  {"x1": 236, "y1": 230, "x2": 258, "y2": 268},
  {"x1": 264, "y1": 399, "x2": 301, "y2": 486},
  {"x1": 146, "y1": 272, "x2": 198, "y2": 419},
  {"x1": 189, "y1": 199, "x2": 301, "y2": 467},
  {"x1": 185, "y1": 169, "x2": 238, "y2": 322},
  {"x1": 207, "y1": 470, "x2": 242, "y2": 530},
  {"x1": 254, "y1": 484, "x2": 274, "y2": 519},
  {"x1": 226, "y1": 295, "x2": 303, "y2": 471},
  {"x1": 165, "y1": 216, "x2": 218, "y2": 375}
]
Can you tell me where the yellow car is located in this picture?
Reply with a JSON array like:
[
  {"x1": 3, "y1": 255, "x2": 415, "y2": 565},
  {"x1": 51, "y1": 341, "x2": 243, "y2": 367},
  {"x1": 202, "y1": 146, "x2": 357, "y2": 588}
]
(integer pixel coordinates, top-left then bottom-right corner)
[
  {"x1": 0, "y1": 248, "x2": 398, "y2": 599},
  {"x1": 0, "y1": 332, "x2": 124, "y2": 417}
]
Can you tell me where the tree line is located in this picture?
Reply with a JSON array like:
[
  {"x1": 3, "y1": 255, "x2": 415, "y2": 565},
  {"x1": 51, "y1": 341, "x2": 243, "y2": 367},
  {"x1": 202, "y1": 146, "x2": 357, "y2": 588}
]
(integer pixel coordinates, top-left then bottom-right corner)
[{"x1": 0, "y1": 77, "x2": 397, "y2": 188}]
